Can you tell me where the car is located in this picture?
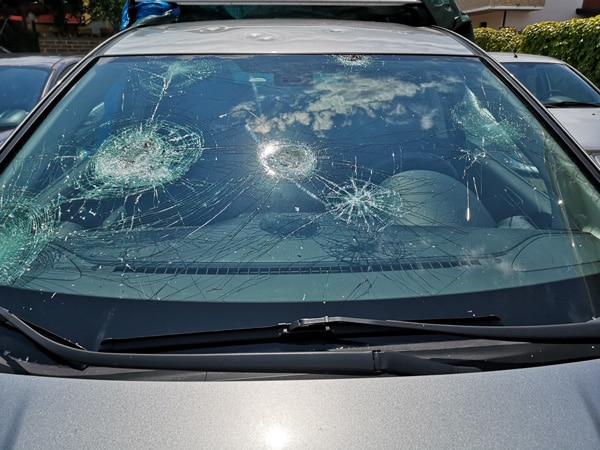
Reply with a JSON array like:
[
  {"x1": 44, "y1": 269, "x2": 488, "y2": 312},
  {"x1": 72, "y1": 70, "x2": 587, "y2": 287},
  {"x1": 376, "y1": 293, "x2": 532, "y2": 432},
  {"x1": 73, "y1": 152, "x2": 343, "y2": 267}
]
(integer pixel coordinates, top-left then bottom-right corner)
[
  {"x1": 0, "y1": 54, "x2": 80, "y2": 144},
  {"x1": 491, "y1": 52, "x2": 600, "y2": 164},
  {"x1": 2, "y1": 1, "x2": 600, "y2": 448}
]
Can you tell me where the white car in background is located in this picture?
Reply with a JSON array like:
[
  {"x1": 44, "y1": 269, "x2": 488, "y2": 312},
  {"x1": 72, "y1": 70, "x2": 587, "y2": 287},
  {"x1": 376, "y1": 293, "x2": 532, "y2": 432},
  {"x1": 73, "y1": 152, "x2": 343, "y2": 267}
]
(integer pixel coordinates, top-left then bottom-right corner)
[{"x1": 491, "y1": 52, "x2": 600, "y2": 164}]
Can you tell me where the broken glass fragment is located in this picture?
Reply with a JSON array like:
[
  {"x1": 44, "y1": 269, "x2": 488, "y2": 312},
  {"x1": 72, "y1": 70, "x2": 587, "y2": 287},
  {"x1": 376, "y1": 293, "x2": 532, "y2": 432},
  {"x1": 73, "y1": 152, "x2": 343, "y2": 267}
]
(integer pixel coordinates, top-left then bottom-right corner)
[
  {"x1": 451, "y1": 88, "x2": 519, "y2": 152},
  {"x1": 258, "y1": 140, "x2": 318, "y2": 181},
  {"x1": 325, "y1": 178, "x2": 402, "y2": 231},
  {"x1": 78, "y1": 120, "x2": 203, "y2": 198},
  {"x1": 0, "y1": 201, "x2": 56, "y2": 283},
  {"x1": 335, "y1": 55, "x2": 373, "y2": 68},
  {"x1": 140, "y1": 58, "x2": 220, "y2": 100}
]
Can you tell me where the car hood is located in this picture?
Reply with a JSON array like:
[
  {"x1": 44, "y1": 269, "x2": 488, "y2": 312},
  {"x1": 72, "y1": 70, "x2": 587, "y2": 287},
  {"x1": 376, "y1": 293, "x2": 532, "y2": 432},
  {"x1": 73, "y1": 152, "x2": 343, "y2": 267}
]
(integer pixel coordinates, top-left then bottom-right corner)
[
  {"x1": 549, "y1": 108, "x2": 600, "y2": 152},
  {"x1": 1, "y1": 359, "x2": 600, "y2": 448}
]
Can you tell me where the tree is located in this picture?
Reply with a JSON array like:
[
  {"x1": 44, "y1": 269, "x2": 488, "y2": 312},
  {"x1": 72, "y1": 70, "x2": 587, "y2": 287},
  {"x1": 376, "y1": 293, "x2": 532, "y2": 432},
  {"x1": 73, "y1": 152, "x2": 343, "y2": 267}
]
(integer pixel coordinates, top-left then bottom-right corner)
[
  {"x1": 44, "y1": 0, "x2": 85, "y2": 33},
  {"x1": 0, "y1": 0, "x2": 85, "y2": 33},
  {"x1": 86, "y1": 0, "x2": 124, "y2": 30}
]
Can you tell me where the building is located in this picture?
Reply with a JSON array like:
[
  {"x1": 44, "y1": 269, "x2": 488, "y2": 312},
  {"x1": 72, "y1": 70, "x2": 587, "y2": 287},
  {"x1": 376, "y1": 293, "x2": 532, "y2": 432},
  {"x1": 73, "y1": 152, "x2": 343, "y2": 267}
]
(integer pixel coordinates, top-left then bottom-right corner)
[{"x1": 458, "y1": 0, "x2": 599, "y2": 30}]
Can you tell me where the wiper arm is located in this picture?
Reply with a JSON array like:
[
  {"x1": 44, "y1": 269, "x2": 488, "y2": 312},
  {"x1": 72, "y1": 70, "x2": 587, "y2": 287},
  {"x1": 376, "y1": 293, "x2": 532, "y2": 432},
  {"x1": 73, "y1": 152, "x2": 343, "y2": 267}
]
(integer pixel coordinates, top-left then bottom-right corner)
[{"x1": 0, "y1": 307, "x2": 477, "y2": 376}]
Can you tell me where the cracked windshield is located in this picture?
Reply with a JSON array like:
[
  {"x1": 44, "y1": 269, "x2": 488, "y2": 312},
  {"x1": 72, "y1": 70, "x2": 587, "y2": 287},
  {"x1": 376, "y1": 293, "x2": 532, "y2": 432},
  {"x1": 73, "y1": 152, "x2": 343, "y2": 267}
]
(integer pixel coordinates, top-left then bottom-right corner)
[{"x1": 2, "y1": 54, "x2": 600, "y2": 304}]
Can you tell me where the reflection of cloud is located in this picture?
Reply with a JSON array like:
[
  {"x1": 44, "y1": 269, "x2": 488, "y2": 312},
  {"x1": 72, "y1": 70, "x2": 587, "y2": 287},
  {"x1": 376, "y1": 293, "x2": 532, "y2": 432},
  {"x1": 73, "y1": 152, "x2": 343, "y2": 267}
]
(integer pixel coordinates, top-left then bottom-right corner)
[
  {"x1": 306, "y1": 75, "x2": 419, "y2": 118},
  {"x1": 234, "y1": 75, "x2": 455, "y2": 135}
]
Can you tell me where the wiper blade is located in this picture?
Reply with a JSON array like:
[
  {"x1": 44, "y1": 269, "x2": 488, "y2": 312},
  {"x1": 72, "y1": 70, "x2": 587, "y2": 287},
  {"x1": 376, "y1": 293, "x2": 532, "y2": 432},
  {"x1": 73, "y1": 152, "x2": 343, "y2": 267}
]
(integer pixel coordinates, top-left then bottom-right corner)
[
  {"x1": 99, "y1": 315, "x2": 501, "y2": 353},
  {"x1": 544, "y1": 101, "x2": 600, "y2": 108},
  {"x1": 0, "y1": 307, "x2": 477, "y2": 375}
]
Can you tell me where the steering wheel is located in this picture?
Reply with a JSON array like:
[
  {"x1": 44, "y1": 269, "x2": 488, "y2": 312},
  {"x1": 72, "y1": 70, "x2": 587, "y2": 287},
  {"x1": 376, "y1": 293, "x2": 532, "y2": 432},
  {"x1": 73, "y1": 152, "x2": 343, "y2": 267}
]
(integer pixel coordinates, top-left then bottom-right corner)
[{"x1": 390, "y1": 152, "x2": 458, "y2": 179}]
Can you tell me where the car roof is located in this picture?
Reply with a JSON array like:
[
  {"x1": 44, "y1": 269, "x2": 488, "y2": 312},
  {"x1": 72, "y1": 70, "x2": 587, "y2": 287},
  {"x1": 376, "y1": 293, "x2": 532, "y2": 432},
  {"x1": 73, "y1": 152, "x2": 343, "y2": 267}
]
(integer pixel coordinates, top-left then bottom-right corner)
[
  {"x1": 489, "y1": 52, "x2": 565, "y2": 65},
  {"x1": 0, "y1": 54, "x2": 80, "y2": 69},
  {"x1": 0, "y1": 54, "x2": 66, "y2": 68},
  {"x1": 171, "y1": 0, "x2": 421, "y2": 4},
  {"x1": 169, "y1": 0, "x2": 424, "y2": 5},
  {"x1": 118, "y1": 0, "x2": 474, "y2": 39},
  {"x1": 100, "y1": 19, "x2": 476, "y2": 56}
]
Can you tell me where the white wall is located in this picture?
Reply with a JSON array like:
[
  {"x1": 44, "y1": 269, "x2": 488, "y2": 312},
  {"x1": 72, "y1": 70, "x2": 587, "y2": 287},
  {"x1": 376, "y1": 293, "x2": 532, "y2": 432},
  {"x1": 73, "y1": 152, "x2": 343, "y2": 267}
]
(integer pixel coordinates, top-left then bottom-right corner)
[
  {"x1": 467, "y1": 0, "x2": 583, "y2": 30},
  {"x1": 506, "y1": 0, "x2": 581, "y2": 29}
]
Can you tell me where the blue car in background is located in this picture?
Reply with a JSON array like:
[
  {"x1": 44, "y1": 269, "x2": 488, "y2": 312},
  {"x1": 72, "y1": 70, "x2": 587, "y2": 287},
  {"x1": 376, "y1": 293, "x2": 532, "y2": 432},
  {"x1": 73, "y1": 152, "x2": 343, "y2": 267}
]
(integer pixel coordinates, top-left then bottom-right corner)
[{"x1": 0, "y1": 54, "x2": 80, "y2": 144}]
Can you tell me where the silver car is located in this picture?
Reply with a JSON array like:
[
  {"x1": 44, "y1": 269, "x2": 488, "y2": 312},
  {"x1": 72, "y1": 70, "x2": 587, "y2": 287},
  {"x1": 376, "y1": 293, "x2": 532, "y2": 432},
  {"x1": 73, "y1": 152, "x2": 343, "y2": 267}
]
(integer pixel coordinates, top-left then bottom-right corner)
[
  {"x1": 2, "y1": 1, "x2": 600, "y2": 448},
  {"x1": 491, "y1": 52, "x2": 600, "y2": 163}
]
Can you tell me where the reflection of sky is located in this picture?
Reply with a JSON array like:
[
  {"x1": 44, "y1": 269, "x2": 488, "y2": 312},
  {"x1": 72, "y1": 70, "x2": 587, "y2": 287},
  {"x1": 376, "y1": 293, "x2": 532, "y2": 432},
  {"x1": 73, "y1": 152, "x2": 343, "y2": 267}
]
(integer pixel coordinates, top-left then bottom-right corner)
[{"x1": 0, "y1": 56, "x2": 568, "y2": 302}]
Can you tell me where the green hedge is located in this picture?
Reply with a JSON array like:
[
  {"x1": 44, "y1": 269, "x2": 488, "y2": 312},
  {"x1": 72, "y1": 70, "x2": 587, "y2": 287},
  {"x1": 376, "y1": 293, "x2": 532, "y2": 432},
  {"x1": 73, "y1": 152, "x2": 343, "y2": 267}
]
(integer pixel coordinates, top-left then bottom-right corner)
[
  {"x1": 473, "y1": 26, "x2": 522, "y2": 52},
  {"x1": 474, "y1": 15, "x2": 600, "y2": 86}
]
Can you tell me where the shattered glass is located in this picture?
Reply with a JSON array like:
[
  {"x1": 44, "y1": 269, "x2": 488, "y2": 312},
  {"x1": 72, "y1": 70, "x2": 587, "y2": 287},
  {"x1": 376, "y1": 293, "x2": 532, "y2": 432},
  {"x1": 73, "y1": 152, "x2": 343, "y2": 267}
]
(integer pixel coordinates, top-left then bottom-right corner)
[{"x1": 2, "y1": 54, "x2": 600, "y2": 302}]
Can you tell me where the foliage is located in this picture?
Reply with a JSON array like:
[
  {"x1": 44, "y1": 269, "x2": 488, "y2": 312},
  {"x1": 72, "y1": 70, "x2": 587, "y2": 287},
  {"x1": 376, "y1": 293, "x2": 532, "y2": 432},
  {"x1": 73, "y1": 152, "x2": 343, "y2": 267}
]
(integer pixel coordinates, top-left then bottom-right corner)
[
  {"x1": 473, "y1": 27, "x2": 521, "y2": 52},
  {"x1": 474, "y1": 15, "x2": 600, "y2": 87},
  {"x1": 45, "y1": 0, "x2": 84, "y2": 33},
  {"x1": 85, "y1": 0, "x2": 124, "y2": 29},
  {"x1": 0, "y1": 0, "x2": 83, "y2": 13},
  {"x1": 0, "y1": 0, "x2": 84, "y2": 35}
]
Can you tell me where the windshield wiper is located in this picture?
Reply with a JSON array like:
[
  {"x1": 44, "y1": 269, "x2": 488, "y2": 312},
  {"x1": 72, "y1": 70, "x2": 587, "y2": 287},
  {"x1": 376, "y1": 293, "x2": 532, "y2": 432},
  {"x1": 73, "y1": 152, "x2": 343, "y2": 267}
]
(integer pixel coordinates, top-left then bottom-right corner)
[
  {"x1": 5, "y1": 305, "x2": 600, "y2": 375},
  {"x1": 544, "y1": 101, "x2": 600, "y2": 108},
  {"x1": 98, "y1": 315, "x2": 600, "y2": 354},
  {"x1": 291, "y1": 316, "x2": 600, "y2": 342},
  {"x1": 99, "y1": 315, "x2": 501, "y2": 353},
  {"x1": 0, "y1": 307, "x2": 478, "y2": 376}
]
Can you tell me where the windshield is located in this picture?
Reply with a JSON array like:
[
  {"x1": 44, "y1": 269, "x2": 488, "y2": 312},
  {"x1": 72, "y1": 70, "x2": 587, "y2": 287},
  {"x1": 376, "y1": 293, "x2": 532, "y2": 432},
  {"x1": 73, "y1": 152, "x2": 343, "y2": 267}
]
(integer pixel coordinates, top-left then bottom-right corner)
[
  {"x1": 1, "y1": 54, "x2": 600, "y2": 331},
  {"x1": 0, "y1": 66, "x2": 49, "y2": 130},
  {"x1": 502, "y1": 61, "x2": 600, "y2": 105}
]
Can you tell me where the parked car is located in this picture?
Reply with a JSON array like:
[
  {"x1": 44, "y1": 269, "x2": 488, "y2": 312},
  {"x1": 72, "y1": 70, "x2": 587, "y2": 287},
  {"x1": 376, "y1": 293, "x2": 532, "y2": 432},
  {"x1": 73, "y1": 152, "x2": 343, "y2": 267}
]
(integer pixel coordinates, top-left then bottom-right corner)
[
  {"x1": 0, "y1": 54, "x2": 80, "y2": 144},
  {"x1": 491, "y1": 52, "x2": 600, "y2": 164},
  {"x1": 2, "y1": 1, "x2": 600, "y2": 448}
]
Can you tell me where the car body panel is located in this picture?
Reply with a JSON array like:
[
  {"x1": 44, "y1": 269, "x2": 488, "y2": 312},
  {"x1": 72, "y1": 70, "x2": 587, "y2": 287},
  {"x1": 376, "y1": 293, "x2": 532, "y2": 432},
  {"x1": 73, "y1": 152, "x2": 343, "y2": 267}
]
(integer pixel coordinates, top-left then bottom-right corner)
[
  {"x1": 2, "y1": 359, "x2": 600, "y2": 449},
  {"x1": 101, "y1": 19, "x2": 474, "y2": 56},
  {"x1": 549, "y1": 108, "x2": 600, "y2": 153}
]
